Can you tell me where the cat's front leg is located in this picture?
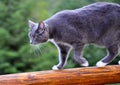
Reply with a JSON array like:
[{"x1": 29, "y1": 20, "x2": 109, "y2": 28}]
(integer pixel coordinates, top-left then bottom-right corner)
[
  {"x1": 52, "y1": 43, "x2": 71, "y2": 70},
  {"x1": 73, "y1": 44, "x2": 89, "y2": 67}
]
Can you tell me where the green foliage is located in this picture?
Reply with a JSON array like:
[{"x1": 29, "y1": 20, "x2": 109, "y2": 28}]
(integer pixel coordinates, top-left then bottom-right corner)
[
  {"x1": 0, "y1": 0, "x2": 35, "y2": 74},
  {"x1": 0, "y1": 0, "x2": 120, "y2": 74},
  {"x1": 0, "y1": 28, "x2": 10, "y2": 48}
]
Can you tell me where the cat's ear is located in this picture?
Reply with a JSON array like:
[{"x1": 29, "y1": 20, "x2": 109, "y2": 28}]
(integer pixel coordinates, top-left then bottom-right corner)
[
  {"x1": 39, "y1": 21, "x2": 45, "y2": 29},
  {"x1": 28, "y1": 20, "x2": 36, "y2": 28}
]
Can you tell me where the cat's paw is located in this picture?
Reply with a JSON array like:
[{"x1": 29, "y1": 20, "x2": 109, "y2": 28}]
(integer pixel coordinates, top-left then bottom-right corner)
[
  {"x1": 81, "y1": 61, "x2": 89, "y2": 67},
  {"x1": 118, "y1": 61, "x2": 120, "y2": 64},
  {"x1": 96, "y1": 61, "x2": 107, "y2": 67},
  {"x1": 52, "y1": 65, "x2": 59, "y2": 70}
]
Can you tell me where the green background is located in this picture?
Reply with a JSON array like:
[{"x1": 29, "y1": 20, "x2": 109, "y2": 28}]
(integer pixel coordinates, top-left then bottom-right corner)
[{"x1": 0, "y1": 0, "x2": 120, "y2": 75}]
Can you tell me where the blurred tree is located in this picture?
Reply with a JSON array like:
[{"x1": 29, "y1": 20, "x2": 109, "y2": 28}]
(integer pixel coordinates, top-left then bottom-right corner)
[
  {"x1": 0, "y1": 0, "x2": 36, "y2": 74},
  {"x1": 0, "y1": 0, "x2": 63, "y2": 74}
]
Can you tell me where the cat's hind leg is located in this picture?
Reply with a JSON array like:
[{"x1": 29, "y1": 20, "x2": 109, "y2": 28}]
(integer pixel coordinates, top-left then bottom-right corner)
[
  {"x1": 96, "y1": 44, "x2": 119, "y2": 67},
  {"x1": 52, "y1": 43, "x2": 71, "y2": 70},
  {"x1": 73, "y1": 44, "x2": 89, "y2": 67}
]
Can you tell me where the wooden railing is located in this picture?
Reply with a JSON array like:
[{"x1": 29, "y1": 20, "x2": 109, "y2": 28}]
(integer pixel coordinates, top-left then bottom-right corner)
[{"x1": 0, "y1": 65, "x2": 120, "y2": 85}]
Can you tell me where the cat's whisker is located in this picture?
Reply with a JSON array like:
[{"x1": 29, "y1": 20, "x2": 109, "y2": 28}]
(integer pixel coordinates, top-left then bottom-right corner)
[
  {"x1": 39, "y1": 49, "x2": 43, "y2": 57},
  {"x1": 29, "y1": 44, "x2": 43, "y2": 57},
  {"x1": 40, "y1": 45, "x2": 48, "y2": 57},
  {"x1": 37, "y1": 46, "x2": 44, "y2": 57}
]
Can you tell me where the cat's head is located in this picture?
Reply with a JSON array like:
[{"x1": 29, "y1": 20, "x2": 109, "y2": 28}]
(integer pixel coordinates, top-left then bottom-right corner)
[{"x1": 28, "y1": 20, "x2": 49, "y2": 45}]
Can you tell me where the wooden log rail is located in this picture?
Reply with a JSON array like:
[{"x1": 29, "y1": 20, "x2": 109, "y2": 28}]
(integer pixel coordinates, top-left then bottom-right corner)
[{"x1": 0, "y1": 65, "x2": 120, "y2": 85}]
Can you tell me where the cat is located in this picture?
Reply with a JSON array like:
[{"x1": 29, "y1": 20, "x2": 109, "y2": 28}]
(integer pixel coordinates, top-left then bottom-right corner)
[{"x1": 28, "y1": 2, "x2": 120, "y2": 70}]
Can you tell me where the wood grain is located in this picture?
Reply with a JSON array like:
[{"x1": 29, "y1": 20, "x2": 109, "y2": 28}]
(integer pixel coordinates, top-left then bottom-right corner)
[{"x1": 0, "y1": 65, "x2": 120, "y2": 85}]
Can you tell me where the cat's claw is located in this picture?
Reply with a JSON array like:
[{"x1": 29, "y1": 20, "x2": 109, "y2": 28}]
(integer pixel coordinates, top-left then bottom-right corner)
[
  {"x1": 96, "y1": 61, "x2": 107, "y2": 67},
  {"x1": 81, "y1": 61, "x2": 89, "y2": 67},
  {"x1": 52, "y1": 65, "x2": 59, "y2": 70},
  {"x1": 118, "y1": 61, "x2": 120, "y2": 64}
]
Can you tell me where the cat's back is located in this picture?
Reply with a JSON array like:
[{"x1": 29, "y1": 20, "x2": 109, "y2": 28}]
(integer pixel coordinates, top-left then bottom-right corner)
[
  {"x1": 73, "y1": 2, "x2": 120, "y2": 18},
  {"x1": 78, "y1": 2, "x2": 120, "y2": 11},
  {"x1": 50, "y1": 2, "x2": 120, "y2": 21},
  {"x1": 45, "y1": 2, "x2": 120, "y2": 30}
]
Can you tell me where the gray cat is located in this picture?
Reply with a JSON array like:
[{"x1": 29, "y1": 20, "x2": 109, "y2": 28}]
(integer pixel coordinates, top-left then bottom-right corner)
[{"x1": 28, "y1": 2, "x2": 120, "y2": 70}]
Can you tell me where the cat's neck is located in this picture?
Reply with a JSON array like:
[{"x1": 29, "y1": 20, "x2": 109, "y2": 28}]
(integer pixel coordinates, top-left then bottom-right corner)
[{"x1": 44, "y1": 19, "x2": 56, "y2": 39}]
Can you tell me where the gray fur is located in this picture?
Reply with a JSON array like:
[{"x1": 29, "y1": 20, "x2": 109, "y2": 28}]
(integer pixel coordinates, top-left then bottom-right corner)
[{"x1": 29, "y1": 2, "x2": 120, "y2": 69}]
